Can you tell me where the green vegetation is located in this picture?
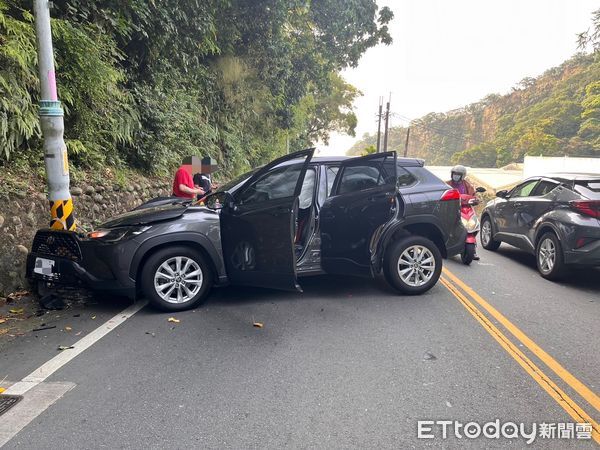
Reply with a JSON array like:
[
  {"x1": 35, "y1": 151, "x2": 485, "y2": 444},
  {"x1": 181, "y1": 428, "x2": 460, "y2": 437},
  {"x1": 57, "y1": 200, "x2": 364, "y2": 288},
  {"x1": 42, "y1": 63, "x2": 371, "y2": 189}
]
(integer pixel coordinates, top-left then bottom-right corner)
[
  {"x1": 349, "y1": 11, "x2": 600, "y2": 168},
  {"x1": 0, "y1": 0, "x2": 392, "y2": 179}
]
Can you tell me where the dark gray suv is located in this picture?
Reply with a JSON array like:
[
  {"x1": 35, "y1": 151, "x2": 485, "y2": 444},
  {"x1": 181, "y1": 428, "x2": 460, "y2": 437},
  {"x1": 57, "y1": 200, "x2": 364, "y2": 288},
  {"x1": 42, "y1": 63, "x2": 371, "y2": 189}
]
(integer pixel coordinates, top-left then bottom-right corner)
[
  {"x1": 27, "y1": 149, "x2": 466, "y2": 311},
  {"x1": 480, "y1": 173, "x2": 600, "y2": 279}
]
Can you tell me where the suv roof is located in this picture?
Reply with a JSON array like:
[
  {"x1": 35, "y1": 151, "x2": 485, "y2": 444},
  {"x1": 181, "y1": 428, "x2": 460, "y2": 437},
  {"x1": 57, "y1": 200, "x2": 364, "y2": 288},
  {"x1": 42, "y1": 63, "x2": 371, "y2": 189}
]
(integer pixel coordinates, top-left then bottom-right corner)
[
  {"x1": 281, "y1": 155, "x2": 425, "y2": 167},
  {"x1": 545, "y1": 172, "x2": 600, "y2": 181}
]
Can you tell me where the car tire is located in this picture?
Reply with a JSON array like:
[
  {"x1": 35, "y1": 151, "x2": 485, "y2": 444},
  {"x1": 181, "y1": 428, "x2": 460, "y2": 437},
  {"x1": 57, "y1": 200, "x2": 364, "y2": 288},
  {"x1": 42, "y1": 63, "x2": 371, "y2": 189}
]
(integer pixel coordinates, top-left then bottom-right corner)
[
  {"x1": 383, "y1": 236, "x2": 442, "y2": 295},
  {"x1": 480, "y1": 215, "x2": 501, "y2": 251},
  {"x1": 461, "y1": 243, "x2": 475, "y2": 265},
  {"x1": 141, "y1": 246, "x2": 213, "y2": 311},
  {"x1": 536, "y1": 232, "x2": 567, "y2": 281}
]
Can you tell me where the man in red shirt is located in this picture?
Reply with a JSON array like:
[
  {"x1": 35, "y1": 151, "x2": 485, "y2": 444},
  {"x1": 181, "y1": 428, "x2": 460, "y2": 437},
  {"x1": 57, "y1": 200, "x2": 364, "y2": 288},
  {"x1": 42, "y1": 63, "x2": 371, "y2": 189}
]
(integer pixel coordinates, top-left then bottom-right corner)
[{"x1": 172, "y1": 156, "x2": 205, "y2": 198}]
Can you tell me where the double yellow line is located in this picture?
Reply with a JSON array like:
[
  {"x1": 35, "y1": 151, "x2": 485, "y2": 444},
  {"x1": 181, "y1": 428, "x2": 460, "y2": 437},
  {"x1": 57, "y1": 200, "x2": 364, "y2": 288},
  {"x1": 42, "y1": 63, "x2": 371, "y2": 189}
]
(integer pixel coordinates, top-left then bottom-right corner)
[{"x1": 440, "y1": 268, "x2": 599, "y2": 444}]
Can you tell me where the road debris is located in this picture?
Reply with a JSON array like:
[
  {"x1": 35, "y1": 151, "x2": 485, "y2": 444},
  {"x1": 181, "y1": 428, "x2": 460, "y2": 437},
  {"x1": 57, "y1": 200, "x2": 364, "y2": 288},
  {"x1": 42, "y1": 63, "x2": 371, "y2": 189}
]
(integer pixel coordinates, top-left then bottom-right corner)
[
  {"x1": 168, "y1": 317, "x2": 180, "y2": 323},
  {"x1": 91, "y1": 316, "x2": 96, "y2": 320},
  {"x1": 6, "y1": 290, "x2": 29, "y2": 303},
  {"x1": 32, "y1": 325, "x2": 56, "y2": 332},
  {"x1": 39, "y1": 293, "x2": 65, "y2": 310},
  {"x1": 64, "y1": 326, "x2": 72, "y2": 332},
  {"x1": 253, "y1": 322, "x2": 264, "y2": 328},
  {"x1": 57, "y1": 345, "x2": 75, "y2": 351},
  {"x1": 145, "y1": 331, "x2": 156, "y2": 337},
  {"x1": 423, "y1": 351, "x2": 437, "y2": 361}
]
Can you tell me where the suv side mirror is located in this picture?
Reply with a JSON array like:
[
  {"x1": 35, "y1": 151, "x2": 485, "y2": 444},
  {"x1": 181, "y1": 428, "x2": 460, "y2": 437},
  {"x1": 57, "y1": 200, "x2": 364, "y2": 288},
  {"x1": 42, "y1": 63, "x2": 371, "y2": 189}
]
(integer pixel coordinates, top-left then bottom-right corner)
[
  {"x1": 204, "y1": 192, "x2": 233, "y2": 210},
  {"x1": 476, "y1": 186, "x2": 487, "y2": 193},
  {"x1": 496, "y1": 189, "x2": 509, "y2": 199}
]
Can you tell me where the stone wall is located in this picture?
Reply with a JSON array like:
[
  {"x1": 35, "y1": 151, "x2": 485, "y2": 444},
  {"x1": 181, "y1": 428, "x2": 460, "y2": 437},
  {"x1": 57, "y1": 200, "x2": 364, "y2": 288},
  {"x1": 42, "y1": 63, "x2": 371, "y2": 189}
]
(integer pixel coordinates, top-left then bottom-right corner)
[{"x1": 0, "y1": 178, "x2": 172, "y2": 295}]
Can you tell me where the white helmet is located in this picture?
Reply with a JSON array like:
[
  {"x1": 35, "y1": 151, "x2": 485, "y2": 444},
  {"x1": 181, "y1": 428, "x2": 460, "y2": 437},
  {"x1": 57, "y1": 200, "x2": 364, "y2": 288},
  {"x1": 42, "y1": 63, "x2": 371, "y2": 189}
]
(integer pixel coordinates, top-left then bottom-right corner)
[{"x1": 451, "y1": 165, "x2": 467, "y2": 181}]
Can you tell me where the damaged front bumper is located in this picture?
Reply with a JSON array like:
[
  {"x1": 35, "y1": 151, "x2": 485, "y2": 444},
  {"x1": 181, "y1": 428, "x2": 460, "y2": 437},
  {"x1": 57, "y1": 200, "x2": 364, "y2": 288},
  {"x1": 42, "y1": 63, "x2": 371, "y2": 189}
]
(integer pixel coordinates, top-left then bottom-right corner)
[{"x1": 25, "y1": 229, "x2": 136, "y2": 298}]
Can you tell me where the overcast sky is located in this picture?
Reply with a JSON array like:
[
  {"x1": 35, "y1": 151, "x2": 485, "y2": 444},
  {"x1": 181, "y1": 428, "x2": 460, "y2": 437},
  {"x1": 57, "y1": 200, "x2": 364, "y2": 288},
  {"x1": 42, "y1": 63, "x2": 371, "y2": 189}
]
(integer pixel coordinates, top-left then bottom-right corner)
[{"x1": 318, "y1": 0, "x2": 599, "y2": 155}]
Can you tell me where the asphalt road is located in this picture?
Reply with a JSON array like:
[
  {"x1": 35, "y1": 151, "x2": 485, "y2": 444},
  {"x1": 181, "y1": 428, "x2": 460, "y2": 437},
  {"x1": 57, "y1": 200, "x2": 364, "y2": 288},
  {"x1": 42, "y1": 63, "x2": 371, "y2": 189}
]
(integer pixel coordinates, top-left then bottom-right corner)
[{"x1": 1, "y1": 244, "x2": 598, "y2": 449}]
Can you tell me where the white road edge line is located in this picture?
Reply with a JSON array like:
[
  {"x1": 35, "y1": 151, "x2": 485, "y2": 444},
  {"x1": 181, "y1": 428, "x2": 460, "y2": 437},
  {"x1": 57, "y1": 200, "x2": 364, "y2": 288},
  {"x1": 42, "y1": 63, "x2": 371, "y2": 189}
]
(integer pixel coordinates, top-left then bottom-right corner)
[
  {"x1": 0, "y1": 382, "x2": 75, "y2": 448},
  {"x1": 4, "y1": 300, "x2": 147, "y2": 396}
]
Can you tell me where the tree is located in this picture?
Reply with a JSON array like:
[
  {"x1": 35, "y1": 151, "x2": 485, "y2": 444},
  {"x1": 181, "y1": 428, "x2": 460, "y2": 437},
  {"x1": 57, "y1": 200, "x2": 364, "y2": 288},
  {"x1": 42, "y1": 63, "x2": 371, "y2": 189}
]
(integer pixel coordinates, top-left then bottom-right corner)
[
  {"x1": 1, "y1": 0, "x2": 394, "y2": 178},
  {"x1": 452, "y1": 143, "x2": 498, "y2": 168},
  {"x1": 577, "y1": 8, "x2": 600, "y2": 52}
]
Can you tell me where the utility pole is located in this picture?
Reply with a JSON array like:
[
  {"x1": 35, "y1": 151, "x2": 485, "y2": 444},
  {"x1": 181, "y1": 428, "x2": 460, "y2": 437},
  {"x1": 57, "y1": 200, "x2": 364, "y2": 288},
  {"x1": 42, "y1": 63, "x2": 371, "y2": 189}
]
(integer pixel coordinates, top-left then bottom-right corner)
[
  {"x1": 383, "y1": 96, "x2": 390, "y2": 152},
  {"x1": 34, "y1": 0, "x2": 75, "y2": 231},
  {"x1": 376, "y1": 97, "x2": 383, "y2": 153},
  {"x1": 403, "y1": 127, "x2": 410, "y2": 157}
]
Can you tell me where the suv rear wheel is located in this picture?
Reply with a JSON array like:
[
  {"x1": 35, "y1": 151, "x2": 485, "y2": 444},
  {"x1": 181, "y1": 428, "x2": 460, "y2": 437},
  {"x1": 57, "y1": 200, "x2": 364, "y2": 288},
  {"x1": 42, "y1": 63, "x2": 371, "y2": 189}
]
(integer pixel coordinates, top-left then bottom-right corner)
[
  {"x1": 141, "y1": 246, "x2": 213, "y2": 311},
  {"x1": 536, "y1": 232, "x2": 567, "y2": 281},
  {"x1": 383, "y1": 236, "x2": 442, "y2": 294}
]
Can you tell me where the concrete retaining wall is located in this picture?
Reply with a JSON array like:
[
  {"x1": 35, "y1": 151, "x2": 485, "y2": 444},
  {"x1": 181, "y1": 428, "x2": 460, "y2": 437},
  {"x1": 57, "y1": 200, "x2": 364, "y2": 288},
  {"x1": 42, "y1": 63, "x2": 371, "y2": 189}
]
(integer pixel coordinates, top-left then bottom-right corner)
[{"x1": 0, "y1": 178, "x2": 172, "y2": 295}]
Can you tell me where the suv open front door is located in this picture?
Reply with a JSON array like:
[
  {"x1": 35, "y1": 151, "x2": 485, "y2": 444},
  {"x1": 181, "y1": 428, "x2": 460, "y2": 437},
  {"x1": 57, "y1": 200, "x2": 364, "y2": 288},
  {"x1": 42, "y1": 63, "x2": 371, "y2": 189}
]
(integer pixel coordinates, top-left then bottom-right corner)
[
  {"x1": 220, "y1": 149, "x2": 315, "y2": 291},
  {"x1": 320, "y1": 151, "x2": 398, "y2": 277}
]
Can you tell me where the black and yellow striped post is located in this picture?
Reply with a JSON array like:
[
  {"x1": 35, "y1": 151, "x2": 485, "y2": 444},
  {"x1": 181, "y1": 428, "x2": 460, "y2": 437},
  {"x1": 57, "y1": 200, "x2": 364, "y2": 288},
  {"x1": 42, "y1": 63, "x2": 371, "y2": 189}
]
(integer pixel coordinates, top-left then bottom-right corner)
[{"x1": 49, "y1": 198, "x2": 76, "y2": 231}]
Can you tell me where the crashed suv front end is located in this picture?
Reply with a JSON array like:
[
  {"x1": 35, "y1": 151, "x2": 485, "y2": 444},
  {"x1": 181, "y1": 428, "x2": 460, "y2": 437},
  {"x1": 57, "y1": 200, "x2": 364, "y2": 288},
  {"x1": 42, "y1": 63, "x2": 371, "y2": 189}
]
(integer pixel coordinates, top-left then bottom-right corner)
[{"x1": 26, "y1": 229, "x2": 139, "y2": 298}]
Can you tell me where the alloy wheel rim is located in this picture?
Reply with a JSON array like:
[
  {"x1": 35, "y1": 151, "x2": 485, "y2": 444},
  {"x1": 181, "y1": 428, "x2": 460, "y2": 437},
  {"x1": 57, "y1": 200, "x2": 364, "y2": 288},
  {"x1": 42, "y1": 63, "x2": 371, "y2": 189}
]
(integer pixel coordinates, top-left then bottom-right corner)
[
  {"x1": 154, "y1": 256, "x2": 203, "y2": 304},
  {"x1": 538, "y1": 238, "x2": 556, "y2": 274},
  {"x1": 397, "y1": 245, "x2": 435, "y2": 287},
  {"x1": 481, "y1": 220, "x2": 492, "y2": 246}
]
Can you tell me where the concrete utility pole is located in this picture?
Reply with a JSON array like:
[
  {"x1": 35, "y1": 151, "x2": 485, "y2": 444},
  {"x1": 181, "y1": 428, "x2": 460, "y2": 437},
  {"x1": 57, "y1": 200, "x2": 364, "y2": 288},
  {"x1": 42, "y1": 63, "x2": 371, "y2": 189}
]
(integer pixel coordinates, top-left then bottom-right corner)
[
  {"x1": 383, "y1": 97, "x2": 390, "y2": 152},
  {"x1": 376, "y1": 97, "x2": 383, "y2": 153},
  {"x1": 34, "y1": 0, "x2": 75, "y2": 231}
]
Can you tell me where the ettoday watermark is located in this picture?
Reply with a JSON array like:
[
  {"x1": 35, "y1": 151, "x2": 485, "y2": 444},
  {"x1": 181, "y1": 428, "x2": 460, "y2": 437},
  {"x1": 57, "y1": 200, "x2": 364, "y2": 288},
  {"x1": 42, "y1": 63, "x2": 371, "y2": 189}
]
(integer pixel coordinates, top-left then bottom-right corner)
[{"x1": 417, "y1": 420, "x2": 593, "y2": 444}]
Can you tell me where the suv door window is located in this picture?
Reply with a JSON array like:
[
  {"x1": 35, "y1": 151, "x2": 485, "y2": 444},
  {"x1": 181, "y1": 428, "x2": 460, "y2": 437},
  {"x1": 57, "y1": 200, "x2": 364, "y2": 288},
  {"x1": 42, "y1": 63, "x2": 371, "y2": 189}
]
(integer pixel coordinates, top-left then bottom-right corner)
[
  {"x1": 531, "y1": 180, "x2": 559, "y2": 197},
  {"x1": 236, "y1": 164, "x2": 302, "y2": 205},
  {"x1": 336, "y1": 158, "x2": 396, "y2": 195},
  {"x1": 511, "y1": 180, "x2": 539, "y2": 198},
  {"x1": 325, "y1": 166, "x2": 339, "y2": 197},
  {"x1": 397, "y1": 166, "x2": 417, "y2": 188}
]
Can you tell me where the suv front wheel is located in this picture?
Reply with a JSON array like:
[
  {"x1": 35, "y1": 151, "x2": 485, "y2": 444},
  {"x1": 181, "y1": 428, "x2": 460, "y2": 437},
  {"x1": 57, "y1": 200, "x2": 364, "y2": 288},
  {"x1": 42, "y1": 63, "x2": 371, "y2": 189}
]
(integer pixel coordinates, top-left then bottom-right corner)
[
  {"x1": 383, "y1": 236, "x2": 442, "y2": 294},
  {"x1": 480, "y1": 215, "x2": 501, "y2": 251},
  {"x1": 141, "y1": 246, "x2": 213, "y2": 311}
]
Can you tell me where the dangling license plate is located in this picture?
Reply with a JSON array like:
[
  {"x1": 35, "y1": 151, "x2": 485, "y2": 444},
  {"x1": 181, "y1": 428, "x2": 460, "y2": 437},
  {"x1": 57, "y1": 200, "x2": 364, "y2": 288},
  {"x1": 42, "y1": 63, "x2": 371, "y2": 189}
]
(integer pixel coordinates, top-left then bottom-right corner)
[{"x1": 33, "y1": 257, "x2": 56, "y2": 276}]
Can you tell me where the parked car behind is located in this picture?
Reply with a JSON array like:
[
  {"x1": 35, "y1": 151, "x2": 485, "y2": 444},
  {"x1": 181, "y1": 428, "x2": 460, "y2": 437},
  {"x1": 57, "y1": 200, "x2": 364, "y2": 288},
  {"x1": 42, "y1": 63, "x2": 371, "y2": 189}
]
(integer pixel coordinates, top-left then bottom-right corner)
[
  {"x1": 480, "y1": 173, "x2": 600, "y2": 279},
  {"x1": 27, "y1": 149, "x2": 466, "y2": 311}
]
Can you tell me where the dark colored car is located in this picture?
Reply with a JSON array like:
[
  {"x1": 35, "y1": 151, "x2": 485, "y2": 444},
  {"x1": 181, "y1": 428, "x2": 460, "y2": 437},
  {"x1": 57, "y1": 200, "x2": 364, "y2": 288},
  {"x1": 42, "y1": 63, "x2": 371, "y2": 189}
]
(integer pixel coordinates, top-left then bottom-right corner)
[
  {"x1": 26, "y1": 149, "x2": 466, "y2": 311},
  {"x1": 480, "y1": 173, "x2": 600, "y2": 279}
]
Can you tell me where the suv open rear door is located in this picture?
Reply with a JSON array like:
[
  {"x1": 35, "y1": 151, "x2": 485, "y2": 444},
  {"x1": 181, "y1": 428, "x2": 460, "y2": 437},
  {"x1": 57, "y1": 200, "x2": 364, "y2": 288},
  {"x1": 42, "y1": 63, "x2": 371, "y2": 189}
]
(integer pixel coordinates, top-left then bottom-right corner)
[
  {"x1": 320, "y1": 152, "x2": 397, "y2": 277},
  {"x1": 220, "y1": 149, "x2": 314, "y2": 291}
]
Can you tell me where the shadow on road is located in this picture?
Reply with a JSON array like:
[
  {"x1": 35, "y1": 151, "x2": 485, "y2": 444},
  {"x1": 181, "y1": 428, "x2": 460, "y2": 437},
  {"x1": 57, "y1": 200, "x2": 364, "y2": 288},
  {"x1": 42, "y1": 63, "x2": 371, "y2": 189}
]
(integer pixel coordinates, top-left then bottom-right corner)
[
  {"x1": 206, "y1": 274, "x2": 402, "y2": 308},
  {"x1": 494, "y1": 245, "x2": 600, "y2": 292}
]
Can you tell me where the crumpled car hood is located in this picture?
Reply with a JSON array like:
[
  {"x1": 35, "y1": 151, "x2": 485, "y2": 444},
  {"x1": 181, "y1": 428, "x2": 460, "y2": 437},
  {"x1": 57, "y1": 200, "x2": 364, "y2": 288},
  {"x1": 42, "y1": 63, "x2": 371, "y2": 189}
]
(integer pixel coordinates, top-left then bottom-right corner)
[{"x1": 101, "y1": 204, "x2": 188, "y2": 228}]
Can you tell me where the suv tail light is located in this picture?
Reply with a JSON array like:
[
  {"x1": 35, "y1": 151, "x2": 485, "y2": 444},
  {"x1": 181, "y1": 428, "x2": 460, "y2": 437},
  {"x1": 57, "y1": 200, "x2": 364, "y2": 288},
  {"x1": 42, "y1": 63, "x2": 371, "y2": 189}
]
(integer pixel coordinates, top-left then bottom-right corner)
[
  {"x1": 569, "y1": 200, "x2": 600, "y2": 219},
  {"x1": 440, "y1": 189, "x2": 460, "y2": 201}
]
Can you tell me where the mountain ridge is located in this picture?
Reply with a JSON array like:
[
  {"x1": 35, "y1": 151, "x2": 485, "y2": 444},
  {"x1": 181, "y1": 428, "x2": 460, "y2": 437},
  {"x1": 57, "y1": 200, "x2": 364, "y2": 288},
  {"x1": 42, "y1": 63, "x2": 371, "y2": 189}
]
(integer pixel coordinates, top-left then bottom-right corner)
[{"x1": 348, "y1": 53, "x2": 600, "y2": 167}]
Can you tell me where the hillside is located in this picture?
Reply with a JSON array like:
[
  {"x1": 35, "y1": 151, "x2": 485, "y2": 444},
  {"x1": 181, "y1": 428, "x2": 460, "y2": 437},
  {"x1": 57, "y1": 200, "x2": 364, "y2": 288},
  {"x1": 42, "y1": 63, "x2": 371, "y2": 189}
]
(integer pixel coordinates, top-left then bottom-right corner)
[{"x1": 348, "y1": 53, "x2": 600, "y2": 167}]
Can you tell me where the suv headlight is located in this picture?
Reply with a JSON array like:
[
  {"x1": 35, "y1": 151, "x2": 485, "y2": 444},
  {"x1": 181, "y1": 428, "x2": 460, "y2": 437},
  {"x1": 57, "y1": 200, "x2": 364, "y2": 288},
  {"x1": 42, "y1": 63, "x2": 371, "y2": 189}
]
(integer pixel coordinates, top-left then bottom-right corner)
[{"x1": 87, "y1": 226, "x2": 150, "y2": 242}]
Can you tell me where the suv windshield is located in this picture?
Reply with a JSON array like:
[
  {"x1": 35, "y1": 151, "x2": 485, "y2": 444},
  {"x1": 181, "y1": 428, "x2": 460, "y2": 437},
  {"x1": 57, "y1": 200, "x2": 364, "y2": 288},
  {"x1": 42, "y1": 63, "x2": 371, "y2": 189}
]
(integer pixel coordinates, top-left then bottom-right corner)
[{"x1": 215, "y1": 168, "x2": 259, "y2": 194}]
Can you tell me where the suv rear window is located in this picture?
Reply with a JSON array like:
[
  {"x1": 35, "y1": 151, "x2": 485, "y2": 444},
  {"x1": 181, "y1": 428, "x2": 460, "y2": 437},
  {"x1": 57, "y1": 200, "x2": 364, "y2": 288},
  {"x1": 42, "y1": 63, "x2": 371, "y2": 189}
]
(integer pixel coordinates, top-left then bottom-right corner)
[{"x1": 574, "y1": 181, "x2": 600, "y2": 200}]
